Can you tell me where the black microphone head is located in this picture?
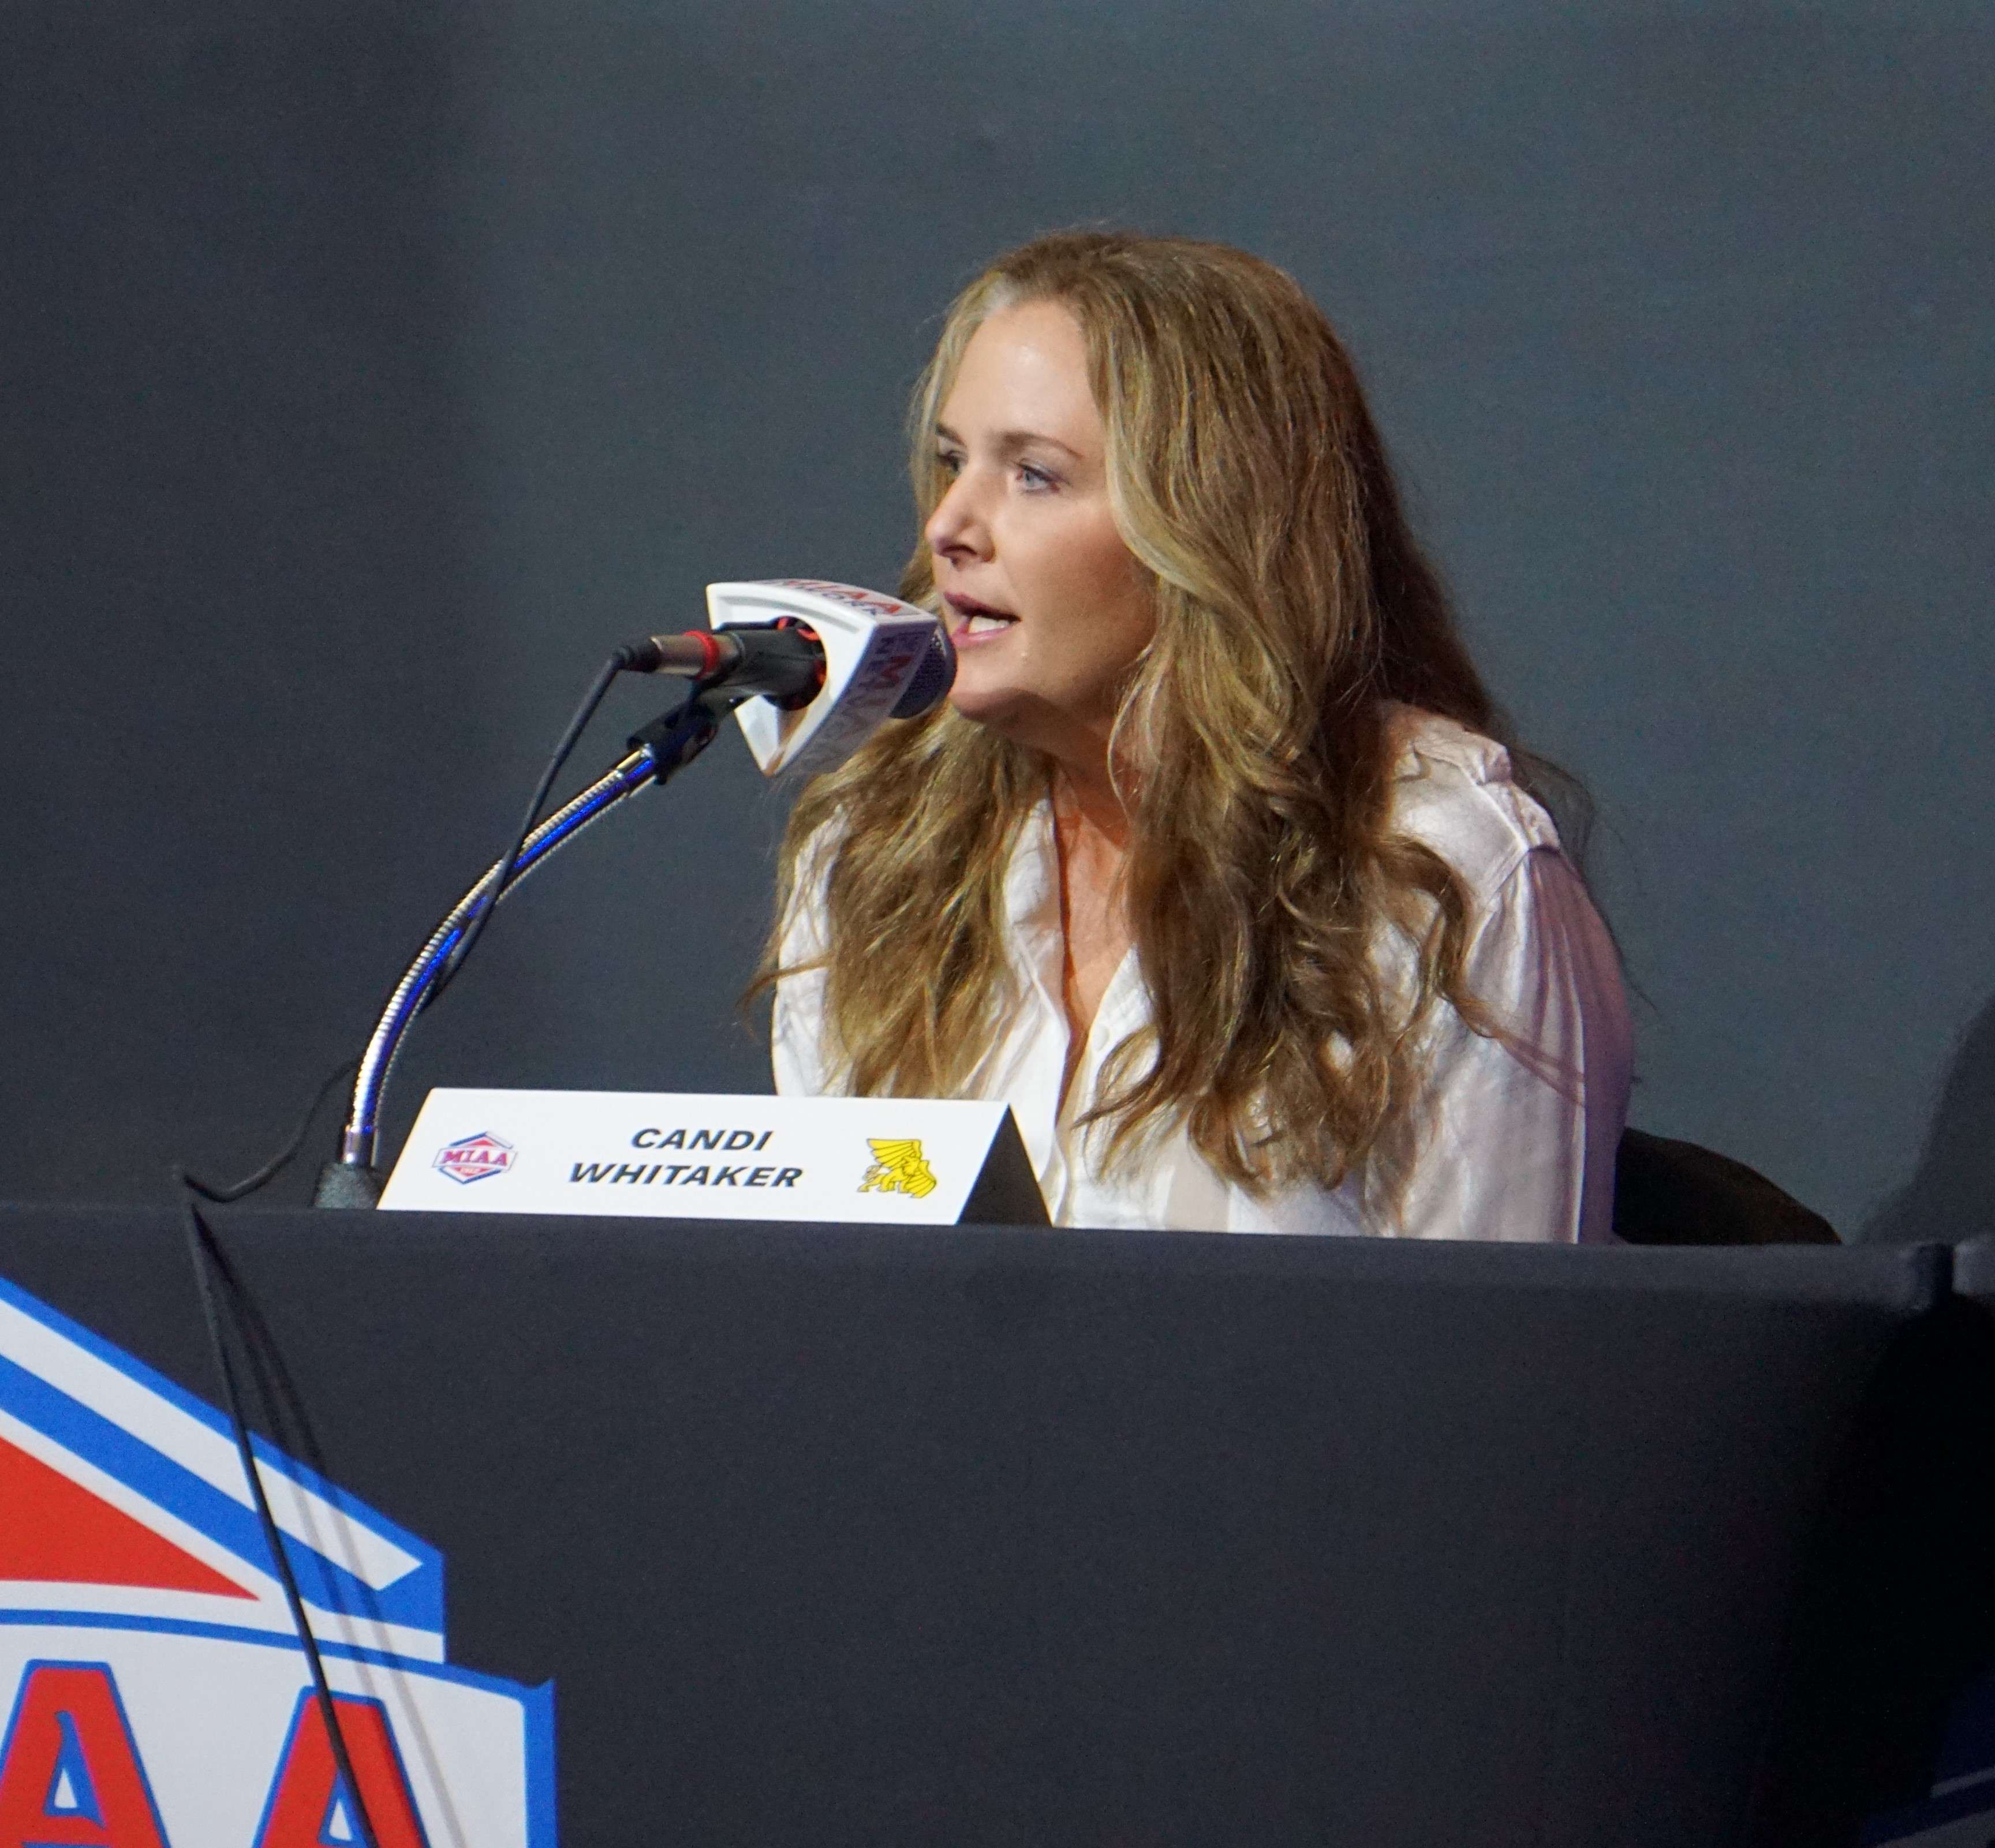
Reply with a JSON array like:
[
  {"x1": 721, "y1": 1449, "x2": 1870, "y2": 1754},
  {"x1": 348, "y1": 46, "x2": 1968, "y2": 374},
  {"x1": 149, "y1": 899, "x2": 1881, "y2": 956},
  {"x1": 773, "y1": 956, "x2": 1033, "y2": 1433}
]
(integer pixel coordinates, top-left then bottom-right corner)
[{"x1": 890, "y1": 620, "x2": 957, "y2": 719}]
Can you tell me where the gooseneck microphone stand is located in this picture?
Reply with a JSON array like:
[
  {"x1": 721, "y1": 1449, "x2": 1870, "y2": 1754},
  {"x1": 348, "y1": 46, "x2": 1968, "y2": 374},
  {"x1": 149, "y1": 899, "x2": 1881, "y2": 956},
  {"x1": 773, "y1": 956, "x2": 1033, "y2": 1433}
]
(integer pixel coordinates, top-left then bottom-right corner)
[
  {"x1": 310, "y1": 608, "x2": 949, "y2": 1209},
  {"x1": 312, "y1": 690, "x2": 727, "y2": 1208}
]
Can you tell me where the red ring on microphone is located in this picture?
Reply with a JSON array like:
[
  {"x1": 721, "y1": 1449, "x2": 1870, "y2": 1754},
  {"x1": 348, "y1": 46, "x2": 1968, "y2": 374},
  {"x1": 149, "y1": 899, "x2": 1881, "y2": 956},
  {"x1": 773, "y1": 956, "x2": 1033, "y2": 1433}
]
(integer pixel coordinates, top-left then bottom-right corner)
[{"x1": 691, "y1": 629, "x2": 727, "y2": 680}]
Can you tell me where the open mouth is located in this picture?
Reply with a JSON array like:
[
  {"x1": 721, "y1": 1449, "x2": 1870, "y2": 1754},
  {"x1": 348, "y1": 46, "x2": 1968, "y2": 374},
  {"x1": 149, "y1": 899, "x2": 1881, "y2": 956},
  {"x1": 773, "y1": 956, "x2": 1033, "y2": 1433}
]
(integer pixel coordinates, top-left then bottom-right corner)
[{"x1": 944, "y1": 593, "x2": 1018, "y2": 638}]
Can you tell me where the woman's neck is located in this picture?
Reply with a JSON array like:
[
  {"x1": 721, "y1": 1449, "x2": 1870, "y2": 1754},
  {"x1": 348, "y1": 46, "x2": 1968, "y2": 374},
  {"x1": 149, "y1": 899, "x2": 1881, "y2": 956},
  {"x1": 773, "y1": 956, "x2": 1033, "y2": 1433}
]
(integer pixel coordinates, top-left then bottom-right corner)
[
  {"x1": 1048, "y1": 755, "x2": 1133, "y2": 1112},
  {"x1": 1048, "y1": 753, "x2": 1131, "y2": 854}
]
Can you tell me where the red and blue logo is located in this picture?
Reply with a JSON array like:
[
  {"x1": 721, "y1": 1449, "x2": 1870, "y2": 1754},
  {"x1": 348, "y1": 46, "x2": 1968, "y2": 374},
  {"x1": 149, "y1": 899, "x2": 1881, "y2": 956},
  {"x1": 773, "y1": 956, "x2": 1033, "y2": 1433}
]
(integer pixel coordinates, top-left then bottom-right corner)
[
  {"x1": 0, "y1": 1275, "x2": 553, "y2": 1844},
  {"x1": 432, "y1": 1132, "x2": 514, "y2": 1185}
]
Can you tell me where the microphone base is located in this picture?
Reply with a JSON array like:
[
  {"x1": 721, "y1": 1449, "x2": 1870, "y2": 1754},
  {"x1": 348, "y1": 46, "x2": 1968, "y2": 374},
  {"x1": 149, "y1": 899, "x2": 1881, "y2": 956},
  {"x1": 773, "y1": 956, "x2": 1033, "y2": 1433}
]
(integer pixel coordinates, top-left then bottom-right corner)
[{"x1": 312, "y1": 1159, "x2": 383, "y2": 1210}]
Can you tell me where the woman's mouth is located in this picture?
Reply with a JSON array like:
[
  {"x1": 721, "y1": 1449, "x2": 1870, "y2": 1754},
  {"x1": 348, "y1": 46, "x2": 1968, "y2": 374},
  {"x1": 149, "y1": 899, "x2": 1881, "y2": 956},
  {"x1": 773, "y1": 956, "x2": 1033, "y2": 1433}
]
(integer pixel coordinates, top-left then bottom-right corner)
[{"x1": 944, "y1": 593, "x2": 1018, "y2": 641}]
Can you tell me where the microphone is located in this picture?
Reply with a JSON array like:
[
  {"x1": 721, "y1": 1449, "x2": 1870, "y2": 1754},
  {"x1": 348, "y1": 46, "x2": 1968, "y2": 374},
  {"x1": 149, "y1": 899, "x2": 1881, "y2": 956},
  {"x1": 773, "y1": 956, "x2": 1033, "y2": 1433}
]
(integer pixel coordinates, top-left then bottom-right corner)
[
  {"x1": 623, "y1": 579, "x2": 957, "y2": 779},
  {"x1": 620, "y1": 623, "x2": 828, "y2": 706}
]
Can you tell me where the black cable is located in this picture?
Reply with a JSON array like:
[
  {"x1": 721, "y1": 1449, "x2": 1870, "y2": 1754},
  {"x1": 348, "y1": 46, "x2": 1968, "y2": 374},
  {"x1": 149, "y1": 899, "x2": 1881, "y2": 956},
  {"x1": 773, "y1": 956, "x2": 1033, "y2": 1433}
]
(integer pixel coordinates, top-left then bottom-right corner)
[
  {"x1": 185, "y1": 1202, "x2": 343, "y2": 1518},
  {"x1": 177, "y1": 1182, "x2": 385, "y2": 1848},
  {"x1": 182, "y1": 1055, "x2": 360, "y2": 1204},
  {"x1": 197, "y1": 1226, "x2": 489, "y2": 1835},
  {"x1": 428, "y1": 649, "x2": 633, "y2": 1002}
]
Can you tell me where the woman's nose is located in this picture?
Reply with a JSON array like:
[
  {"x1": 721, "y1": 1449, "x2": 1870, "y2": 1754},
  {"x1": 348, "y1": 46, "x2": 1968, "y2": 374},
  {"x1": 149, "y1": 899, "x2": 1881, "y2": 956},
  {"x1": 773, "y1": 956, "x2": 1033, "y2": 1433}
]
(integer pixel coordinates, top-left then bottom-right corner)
[{"x1": 925, "y1": 473, "x2": 989, "y2": 562}]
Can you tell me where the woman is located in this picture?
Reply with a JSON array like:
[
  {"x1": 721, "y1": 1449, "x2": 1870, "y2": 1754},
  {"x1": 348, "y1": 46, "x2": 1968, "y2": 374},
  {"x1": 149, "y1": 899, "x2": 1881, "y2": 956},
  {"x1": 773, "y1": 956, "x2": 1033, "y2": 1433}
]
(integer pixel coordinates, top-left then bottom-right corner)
[{"x1": 763, "y1": 230, "x2": 1630, "y2": 1239}]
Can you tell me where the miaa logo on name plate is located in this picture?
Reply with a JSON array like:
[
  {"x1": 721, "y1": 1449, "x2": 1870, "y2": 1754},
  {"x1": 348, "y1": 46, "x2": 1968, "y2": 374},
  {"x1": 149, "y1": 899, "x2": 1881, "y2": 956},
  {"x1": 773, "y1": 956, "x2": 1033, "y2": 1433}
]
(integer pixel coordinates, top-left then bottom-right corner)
[
  {"x1": 0, "y1": 1276, "x2": 552, "y2": 1845},
  {"x1": 432, "y1": 1131, "x2": 515, "y2": 1186}
]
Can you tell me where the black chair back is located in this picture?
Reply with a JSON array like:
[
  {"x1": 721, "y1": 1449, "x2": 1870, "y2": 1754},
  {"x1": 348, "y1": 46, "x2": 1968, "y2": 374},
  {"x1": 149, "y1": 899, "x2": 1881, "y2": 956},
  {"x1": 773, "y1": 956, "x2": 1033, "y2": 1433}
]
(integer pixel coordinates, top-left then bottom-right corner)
[{"x1": 1613, "y1": 1126, "x2": 1839, "y2": 1245}]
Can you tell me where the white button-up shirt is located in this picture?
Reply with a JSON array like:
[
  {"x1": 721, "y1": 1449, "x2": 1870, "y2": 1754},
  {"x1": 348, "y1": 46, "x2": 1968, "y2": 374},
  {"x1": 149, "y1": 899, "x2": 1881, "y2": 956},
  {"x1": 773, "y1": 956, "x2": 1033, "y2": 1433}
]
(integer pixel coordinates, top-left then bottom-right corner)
[{"x1": 774, "y1": 710, "x2": 1631, "y2": 1241}]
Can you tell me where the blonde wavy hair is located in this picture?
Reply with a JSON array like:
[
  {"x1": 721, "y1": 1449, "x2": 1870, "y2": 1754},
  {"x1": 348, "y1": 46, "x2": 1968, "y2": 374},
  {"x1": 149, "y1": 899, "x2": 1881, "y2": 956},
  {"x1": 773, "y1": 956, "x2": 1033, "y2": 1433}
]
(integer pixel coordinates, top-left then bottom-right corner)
[{"x1": 757, "y1": 229, "x2": 1526, "y2": 1198}]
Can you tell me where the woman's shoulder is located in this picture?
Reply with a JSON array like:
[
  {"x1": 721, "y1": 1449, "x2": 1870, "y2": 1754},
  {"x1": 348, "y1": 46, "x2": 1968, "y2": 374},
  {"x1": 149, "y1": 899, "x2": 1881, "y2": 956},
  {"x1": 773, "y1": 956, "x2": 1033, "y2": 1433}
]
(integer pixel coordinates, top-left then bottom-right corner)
[{"x1": 1383, "y1": 704, "x2": 1563, "y2": 900}]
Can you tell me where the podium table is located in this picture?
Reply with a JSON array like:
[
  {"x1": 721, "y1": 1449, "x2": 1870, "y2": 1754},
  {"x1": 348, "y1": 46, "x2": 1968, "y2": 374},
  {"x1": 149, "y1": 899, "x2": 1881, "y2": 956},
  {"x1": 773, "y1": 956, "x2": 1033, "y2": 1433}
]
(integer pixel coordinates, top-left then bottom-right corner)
[{"x1": 0, "y1": 1202, "x2": 1986, "y2": 1847}]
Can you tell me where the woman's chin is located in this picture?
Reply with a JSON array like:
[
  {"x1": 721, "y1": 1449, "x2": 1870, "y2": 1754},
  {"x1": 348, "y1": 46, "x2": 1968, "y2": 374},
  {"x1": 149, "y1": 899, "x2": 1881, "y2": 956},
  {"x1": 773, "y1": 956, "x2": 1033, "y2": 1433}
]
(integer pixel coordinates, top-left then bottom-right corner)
[
  {"x1": 944, "y1": 674, "x2": 1023, "y2": 731},
  {"x1": 946, "y1": 681, "x2": 1081, "y2": 760}
]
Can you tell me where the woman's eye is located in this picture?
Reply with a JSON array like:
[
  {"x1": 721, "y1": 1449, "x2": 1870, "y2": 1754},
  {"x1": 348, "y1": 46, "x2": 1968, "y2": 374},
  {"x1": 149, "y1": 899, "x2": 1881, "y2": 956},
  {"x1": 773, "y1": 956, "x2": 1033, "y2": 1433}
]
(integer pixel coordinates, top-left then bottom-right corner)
[
  {"x1": 935, "y1": 450, "x2": 963, "y2": 476},
  {"x1": 1017, "y1": 462, "x2": 1057, "y2": 491}
]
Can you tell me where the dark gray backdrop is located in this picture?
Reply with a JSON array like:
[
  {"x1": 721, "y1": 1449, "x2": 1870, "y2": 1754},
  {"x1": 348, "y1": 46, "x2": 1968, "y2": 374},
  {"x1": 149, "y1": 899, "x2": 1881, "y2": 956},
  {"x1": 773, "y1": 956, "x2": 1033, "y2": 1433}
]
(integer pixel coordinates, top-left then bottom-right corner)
[{"x1": 5, "y1": 0, "x2": 1990, "y2": 1239}]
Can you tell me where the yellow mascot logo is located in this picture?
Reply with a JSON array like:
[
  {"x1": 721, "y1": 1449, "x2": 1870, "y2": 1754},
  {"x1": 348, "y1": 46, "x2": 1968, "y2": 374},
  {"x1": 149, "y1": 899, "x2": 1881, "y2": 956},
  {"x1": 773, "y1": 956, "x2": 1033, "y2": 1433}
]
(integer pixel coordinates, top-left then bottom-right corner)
[{"x1": 859, "y1": 1138, "x2": 939, "y2": 1199}]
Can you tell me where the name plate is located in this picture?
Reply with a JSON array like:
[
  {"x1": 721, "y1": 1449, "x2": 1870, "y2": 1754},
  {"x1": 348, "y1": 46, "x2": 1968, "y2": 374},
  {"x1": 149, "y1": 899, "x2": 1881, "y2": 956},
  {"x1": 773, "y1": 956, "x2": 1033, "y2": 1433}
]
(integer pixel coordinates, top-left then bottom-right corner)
[{"x1": 378, "y1": 1088, "x2": 1049, "y2": 1225}]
